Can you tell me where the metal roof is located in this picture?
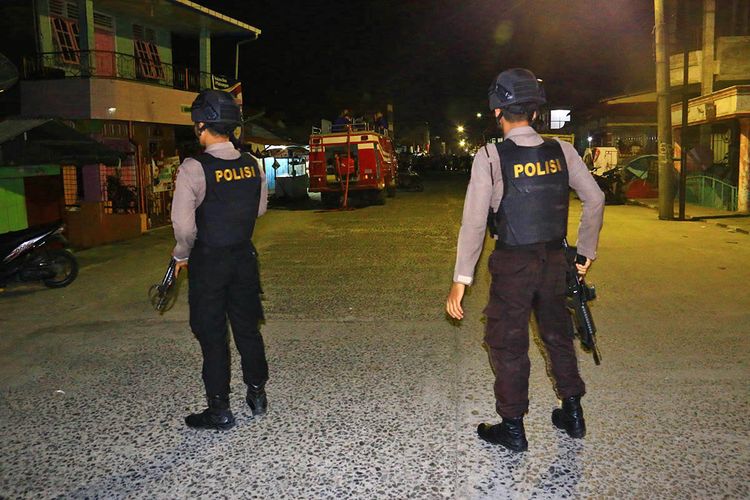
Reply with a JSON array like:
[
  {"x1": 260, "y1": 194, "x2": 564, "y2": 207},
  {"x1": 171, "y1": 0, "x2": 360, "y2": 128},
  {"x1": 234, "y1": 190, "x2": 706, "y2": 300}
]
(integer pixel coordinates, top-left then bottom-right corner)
[
  {"x1": 0, "y1": 118, "x2": 124, "y2": 165},
  {"x1": 93, "y1": 0, "x2": 261, "y2": 36},
  {"x1": 0, "y1": 118, "x2": 49, "y2": 144}
]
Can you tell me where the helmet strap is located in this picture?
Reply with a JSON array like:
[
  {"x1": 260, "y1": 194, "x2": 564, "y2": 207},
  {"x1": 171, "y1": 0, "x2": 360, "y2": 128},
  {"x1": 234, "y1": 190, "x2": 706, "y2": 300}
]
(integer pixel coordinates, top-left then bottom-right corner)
[{"x1": 194, "y1": 123, "x2": 207, "y2": 139}]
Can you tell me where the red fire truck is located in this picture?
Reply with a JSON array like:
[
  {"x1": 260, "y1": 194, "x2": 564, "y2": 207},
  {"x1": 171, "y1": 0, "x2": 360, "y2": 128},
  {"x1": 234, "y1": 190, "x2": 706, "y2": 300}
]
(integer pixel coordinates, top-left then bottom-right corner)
[{"x1": 308, "y1": 121, "x2": 398, "y2": 207}]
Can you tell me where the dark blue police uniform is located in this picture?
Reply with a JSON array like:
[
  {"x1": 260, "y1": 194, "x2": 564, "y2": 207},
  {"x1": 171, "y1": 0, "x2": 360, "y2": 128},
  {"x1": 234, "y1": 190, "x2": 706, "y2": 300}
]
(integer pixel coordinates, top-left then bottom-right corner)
[{"x1": 189, "y1": 151, "x2": 268, "y2": 399}]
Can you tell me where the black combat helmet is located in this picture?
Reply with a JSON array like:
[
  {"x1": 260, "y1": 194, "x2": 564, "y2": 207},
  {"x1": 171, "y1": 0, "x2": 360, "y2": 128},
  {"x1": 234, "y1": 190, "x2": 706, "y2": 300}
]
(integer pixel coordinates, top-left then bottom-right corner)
[
  {"x1": 191, "y1": 89, "x2": 242, "y2": 142},
  {"x1": 488, "y1": 68, "x2": 546, "y2": 111}
]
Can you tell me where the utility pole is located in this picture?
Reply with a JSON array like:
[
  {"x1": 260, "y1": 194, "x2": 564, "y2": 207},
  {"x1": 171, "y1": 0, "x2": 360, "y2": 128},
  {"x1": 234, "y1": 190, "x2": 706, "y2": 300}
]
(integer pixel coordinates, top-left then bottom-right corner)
[
  {"x1": 678, "y1": 0, "x2": 690, "y2": 220},
  {"x1": 655, "y1": 0, "x2": 675, "y2": 219}
]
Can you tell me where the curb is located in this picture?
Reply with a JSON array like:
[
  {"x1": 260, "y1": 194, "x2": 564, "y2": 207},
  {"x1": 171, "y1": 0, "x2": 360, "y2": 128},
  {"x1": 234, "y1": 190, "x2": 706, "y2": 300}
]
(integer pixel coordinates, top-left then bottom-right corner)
[
  {"x1": 626, "y1": 199, "x2": 750, "y2": 235},
  {"x1": 711, "y1": 222, "x2": 750, "y2": 234}
]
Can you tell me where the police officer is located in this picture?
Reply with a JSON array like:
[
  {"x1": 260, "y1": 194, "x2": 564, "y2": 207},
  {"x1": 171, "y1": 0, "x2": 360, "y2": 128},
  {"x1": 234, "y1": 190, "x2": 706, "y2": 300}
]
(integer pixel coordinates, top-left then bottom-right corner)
[
  {"x1": 445, "y1": 69, "x2": 605, "y2": 452},
  {"x1": 171, "y1": 90, "x2": 269, "y2": 431}
]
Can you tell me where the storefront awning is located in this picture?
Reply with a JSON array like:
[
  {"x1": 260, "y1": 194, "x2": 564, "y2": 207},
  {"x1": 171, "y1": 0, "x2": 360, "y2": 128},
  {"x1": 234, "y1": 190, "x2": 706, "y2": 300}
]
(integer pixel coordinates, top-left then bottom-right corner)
[{"x1": 243, "y1": 122, "x2": 294, "y2": 147}]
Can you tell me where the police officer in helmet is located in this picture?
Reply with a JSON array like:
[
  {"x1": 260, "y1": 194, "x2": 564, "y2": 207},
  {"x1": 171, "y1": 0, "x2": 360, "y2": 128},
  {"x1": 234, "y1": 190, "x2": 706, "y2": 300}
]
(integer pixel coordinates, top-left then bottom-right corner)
[
  {"x1": 445, "y1": 68, "x2": 604, "y2": 451},
  {"x1": 171, "y1": 89, "x2": 270, "y2": 431}
]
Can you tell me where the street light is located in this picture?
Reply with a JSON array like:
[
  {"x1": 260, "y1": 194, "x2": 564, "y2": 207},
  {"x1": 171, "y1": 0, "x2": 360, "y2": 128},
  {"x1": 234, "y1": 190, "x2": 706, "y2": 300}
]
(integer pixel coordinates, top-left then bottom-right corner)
[
  {"x1": 456, "y1": 125, "x2": 465, "y2": 133},
  {"x1": 459, "y1": 139, "x2": 466, "y2": 147},
  {"x1": 476, "y1": 113, "x2": 482, "y2": 119}
]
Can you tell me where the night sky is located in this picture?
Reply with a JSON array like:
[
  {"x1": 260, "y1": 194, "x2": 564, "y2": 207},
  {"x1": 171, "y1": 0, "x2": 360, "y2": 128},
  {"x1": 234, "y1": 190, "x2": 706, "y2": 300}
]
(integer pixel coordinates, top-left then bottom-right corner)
[{"x1": 199, "y1": 0, "x2": 657, "y2": 139}]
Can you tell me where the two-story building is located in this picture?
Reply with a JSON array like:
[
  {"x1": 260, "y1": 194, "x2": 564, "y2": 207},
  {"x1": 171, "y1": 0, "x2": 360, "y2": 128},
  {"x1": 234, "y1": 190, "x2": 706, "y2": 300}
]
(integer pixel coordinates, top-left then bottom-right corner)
[
  {"x1": 668, "y1": 0, "x2": 750, "y2": 212},
  {"x1": 575, "y1": 0, "x2": 749, "y2": 212},
  {"x1": 15, "y1": 0, "x2": 260, "y2": 246}
]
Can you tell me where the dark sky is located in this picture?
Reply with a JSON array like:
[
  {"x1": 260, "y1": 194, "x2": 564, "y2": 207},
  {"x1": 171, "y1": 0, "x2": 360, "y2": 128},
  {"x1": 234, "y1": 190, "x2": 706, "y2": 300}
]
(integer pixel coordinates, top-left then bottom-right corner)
[{"x1": 199, "y1": 0, "x2": 656, "y2": 137}]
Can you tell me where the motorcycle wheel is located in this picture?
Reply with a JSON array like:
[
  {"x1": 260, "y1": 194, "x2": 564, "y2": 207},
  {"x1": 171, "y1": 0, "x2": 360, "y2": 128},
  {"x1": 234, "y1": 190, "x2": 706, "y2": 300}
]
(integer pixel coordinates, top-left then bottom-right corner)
[{"x1": 43, "y1": 249, "x2": 79, "y2": 288}]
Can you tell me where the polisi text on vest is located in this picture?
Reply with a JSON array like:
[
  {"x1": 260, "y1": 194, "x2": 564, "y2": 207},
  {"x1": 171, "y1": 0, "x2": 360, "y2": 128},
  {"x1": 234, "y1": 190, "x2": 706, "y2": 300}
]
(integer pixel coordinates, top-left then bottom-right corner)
[{"x1": 512, "y1": 158, "x2": 565, "y2": 179}]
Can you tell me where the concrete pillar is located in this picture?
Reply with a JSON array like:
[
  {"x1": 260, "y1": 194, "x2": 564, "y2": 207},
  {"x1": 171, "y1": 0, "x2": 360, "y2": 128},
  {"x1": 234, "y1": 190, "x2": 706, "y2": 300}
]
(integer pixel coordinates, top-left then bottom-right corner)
[
  {"x1": 738, "y1": 118, "x2": 750, "y2": 213},
  {"x1": 77, "y1": 0, "x2": 95, "y2": 75},
  {"x1": 699, "y1": 0, "x2": 716, "y2": 146},
  {"x1": 701, "y1": 0, "x2": 715, "y2": 95},
  {"x1": 35, "y1": 0, "x2": 54, "y2": 53},
  {"x1": 199, "y1": 27, "x2": 211, "y2": 89}
]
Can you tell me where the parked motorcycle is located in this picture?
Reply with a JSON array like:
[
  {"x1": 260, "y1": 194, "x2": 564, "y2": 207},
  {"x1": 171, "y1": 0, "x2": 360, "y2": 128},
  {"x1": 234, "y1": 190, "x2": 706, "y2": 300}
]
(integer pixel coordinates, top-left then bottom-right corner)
[
  {"x1": 592, "y1": 167, "x2": 626, "y2": 205},
  {"x1": 0, "y1": 222, "x2": 78, "y2": 289},
  {"x1": 397, "y1": 168, "x2": 424, "y2": 192}
]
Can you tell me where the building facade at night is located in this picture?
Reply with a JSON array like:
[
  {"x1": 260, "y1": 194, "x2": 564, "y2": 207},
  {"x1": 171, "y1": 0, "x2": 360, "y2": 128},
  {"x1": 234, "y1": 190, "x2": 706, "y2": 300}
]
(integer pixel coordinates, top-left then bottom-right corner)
[
  {"x1": 576, "y1": 91, "x2": 657, "y2": 158},
  {"x1": 5, "y1": 0, "x2": 259, "y2": 245},
  {"x1": 667, "y1": 0, "x2": 750, "y2": 212},
  {"x1": 576, "y1": 0, "x2": 749, "y2": 212}
]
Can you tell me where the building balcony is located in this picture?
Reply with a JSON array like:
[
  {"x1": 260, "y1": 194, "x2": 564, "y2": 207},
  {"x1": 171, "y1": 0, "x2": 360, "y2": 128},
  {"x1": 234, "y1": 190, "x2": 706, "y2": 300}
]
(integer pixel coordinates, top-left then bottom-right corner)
[
  {"x1": 670, "y1": 85, "x2": 750, "y2": 127},
  {"x1": 19, "y1": 51, "x2": 231, "y2": 126},
  {"x1": 22, "y1": 50, "x2": 216, "y2": 92},
  {"x1": 669, "y1": 36, "x2": 750, "y2": 87}
]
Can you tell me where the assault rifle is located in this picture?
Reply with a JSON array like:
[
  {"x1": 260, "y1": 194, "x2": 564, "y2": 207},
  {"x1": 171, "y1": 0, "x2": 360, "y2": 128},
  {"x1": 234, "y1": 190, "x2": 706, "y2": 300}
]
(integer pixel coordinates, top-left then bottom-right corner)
[
  {"x1": 149, "y1": 258, "x2": 178, "y2": 313},
  {"x1": 563, "y1": 240, "x2": 602, "y2": 365}
]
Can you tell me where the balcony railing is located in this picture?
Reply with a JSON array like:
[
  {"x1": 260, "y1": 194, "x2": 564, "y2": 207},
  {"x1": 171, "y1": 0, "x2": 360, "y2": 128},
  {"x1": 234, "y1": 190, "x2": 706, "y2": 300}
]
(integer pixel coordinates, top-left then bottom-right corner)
[{"x1": 22, "y1": 51, "x2": 215, "y2": 92}]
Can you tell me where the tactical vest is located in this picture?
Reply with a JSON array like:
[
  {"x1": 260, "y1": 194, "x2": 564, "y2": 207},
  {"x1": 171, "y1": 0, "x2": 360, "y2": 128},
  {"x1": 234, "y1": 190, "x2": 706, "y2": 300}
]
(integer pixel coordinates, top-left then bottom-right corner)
[
  {"x1": 493, "y1": 138, "x2": 569, "y2": 246},
  {"x1": 194, "y1": 151, "x2": 262, "y2": 248}
]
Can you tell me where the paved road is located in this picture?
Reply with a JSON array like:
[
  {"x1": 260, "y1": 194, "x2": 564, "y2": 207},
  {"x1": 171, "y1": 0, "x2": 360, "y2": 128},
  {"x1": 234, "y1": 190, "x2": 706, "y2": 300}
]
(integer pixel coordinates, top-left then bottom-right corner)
[{"x1": 1, "y1": 174, "x2": 748, "y2": 499}]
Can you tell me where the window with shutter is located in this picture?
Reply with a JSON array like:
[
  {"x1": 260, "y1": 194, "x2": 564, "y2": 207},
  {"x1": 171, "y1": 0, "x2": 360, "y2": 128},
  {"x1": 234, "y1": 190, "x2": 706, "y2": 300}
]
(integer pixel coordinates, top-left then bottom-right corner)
[
  {"x1": 51, "y1": 16, "x2": 80, "y2": 64},
  {"x1": 49, "y1": 0, "x2": 65, "y2": 17},
  {"x1": 132, "y1": 24, "x2": 144, "y2": 40},
  {"x1": 133, "y1": 26, "x2": 164, "y2": 81},
  {"x1": 93, "y1": 12, "x2": 114, "y2": 31}
]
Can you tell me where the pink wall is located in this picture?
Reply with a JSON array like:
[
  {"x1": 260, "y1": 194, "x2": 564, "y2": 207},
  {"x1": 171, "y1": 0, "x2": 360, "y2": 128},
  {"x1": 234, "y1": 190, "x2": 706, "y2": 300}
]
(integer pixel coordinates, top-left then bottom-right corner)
[{"x1": 82, "y1": 164, "x2": 102, "y2": 202}]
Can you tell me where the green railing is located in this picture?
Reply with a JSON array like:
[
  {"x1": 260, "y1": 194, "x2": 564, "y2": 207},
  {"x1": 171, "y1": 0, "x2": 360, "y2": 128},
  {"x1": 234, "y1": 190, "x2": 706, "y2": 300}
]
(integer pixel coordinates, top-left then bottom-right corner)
[{"x1": 685, "y1": 175, "x2": 738, "y2": 211}]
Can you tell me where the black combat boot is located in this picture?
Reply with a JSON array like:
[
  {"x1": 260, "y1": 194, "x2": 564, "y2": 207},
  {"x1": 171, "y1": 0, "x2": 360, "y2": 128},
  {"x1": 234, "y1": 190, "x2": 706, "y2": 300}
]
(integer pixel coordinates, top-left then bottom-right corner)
[
  {"x1": 477, "y1": 417, "x2": 528, "y2": 452},
  {"x1": 185, "y1": 395, "x2": 235, "y2": 431},
  {"x1": 552, "y1": 395, "x2": 586, "y2": 438},
  {"x1": 246, "y1": 383, "x2": 267, "y2": 417}
]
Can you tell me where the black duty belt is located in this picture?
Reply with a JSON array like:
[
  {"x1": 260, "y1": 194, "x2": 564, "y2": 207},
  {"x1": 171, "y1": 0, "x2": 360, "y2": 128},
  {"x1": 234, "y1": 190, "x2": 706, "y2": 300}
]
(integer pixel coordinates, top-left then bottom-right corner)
[
  {"x1": 495, "y1": 239, "x2": 564, "y2": 251},
  {"x1": 193, "y1": 240, "x2": 255, "y2": 254}
]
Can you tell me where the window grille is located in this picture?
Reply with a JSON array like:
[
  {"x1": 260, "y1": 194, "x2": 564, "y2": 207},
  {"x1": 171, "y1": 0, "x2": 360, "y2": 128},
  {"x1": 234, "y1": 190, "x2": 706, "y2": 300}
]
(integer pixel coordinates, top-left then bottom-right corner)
[
  {"x1": 101, "y1": 165, "x2": 137, "y2": 214},
  {"x1": 62, "y1": 165, "x2": 78, "y2": 206},
  {"x1": 711, "y1": 130, "x2": 731, "y2": 164},
  {"x1": 102, "y1": 123, "x2": 128, "y2": 138}
]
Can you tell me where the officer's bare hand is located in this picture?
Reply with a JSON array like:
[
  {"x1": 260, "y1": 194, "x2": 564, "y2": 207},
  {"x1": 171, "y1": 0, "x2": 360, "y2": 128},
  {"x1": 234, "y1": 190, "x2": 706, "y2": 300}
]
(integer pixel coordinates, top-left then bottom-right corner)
[
  {"x1": 576, "y1": 257, "x2": 592, "y2": 276},
  {"x1": 446, "y1": 282, "x2": 466, "y2": 320},
  {"x1": 174, "y1": 259, "x2": 189, "y2": 278}
]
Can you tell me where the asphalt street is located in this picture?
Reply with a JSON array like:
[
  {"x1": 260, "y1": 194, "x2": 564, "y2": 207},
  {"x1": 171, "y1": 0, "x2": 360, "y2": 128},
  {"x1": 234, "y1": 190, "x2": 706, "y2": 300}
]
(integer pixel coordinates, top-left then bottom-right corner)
[{"x1": 0, "y1": 173, "x2": 748, "y2": 499}]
